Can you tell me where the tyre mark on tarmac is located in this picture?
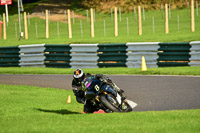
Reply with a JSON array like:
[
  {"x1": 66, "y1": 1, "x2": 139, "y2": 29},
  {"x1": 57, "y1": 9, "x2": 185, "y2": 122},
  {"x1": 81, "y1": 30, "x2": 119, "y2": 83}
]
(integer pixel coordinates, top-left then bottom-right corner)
[{"x1": 0, "y1": 74, "x2": 199, "y2": 111}]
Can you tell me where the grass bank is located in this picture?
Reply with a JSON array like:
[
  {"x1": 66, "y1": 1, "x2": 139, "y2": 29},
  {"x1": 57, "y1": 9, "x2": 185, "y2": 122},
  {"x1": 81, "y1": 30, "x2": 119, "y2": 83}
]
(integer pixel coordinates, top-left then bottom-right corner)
[
  {"x1": 0, "y1": 84, "x2": 199, "y2": 133},
  {"x1": 0, "y1": 67, "x2": 200, "y2": 75}
]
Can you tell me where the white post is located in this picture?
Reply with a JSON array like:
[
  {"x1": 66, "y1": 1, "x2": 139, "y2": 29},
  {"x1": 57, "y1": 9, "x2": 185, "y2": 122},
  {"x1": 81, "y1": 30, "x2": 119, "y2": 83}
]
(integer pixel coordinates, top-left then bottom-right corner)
[
  {"x1": 68, "y1": 9, "x2": 72, "y2": 38},
  {"x1": 191, "y1": 0, "x2": 195, "y2": 32},
  {"x1": 18, "y1": 0, "x2": 22, "y2": 38},
  {"x1": 114, "y1": 7, "x2": 118, "y2": 36},
  {"x1": 165, "y1": 4, "x2": 169, "y2": 34},
  {"x1": 5, "y1": 4, "x2": 9, "y2": 23},
  {"x1": 90, "y1": 8, "x2": 94, "y2": 38}
]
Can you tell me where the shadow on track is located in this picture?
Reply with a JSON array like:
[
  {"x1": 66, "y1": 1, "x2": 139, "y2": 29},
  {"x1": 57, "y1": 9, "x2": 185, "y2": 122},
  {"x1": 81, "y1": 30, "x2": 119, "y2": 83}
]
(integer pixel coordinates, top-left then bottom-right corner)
[{"x1": 35, "y1": 108, "x2": 81, "y2": 115}]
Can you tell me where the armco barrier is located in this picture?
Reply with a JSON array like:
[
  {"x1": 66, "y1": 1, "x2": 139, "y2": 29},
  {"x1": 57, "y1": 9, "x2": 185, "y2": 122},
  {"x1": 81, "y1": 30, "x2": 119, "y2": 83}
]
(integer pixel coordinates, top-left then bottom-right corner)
[
  {"x1": 98, "y1": 43, "x2": 127, "y2": 67},
  {"x1": 1, "y1": 42, "x2": 199, "y2": 68},
  {"x1": 70, "y1": 44, "x2": 98, "y2": 68},
  {"x1": 126, "y1": 42, "x2": 159, "y2": 68},
  {"x1": 19, "y1": 44, "x2": 45, "y2": 67},
  {"x1": 44, "y1": 44, "x2": 71, "y2": 68},
  {"x1": 158, "y1": 42, "x2": 191, "y2": 67},
  {"x1": 189, "y1": 41, "x2": 200, "y2": 66},
  {"x1": 0, "y1": 46, "x2": 20, "y2": 67}
]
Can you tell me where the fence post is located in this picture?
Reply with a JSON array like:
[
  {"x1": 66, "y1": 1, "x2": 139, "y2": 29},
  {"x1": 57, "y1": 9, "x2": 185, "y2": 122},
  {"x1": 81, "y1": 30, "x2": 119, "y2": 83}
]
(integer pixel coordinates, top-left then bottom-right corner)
[
  {"x1": 90, "y1": 8, "x2": 94, "y2": 38},
  {"x1": 138, "y1": 6, "x2": 142, "y2": 36},
  {"x1": 191, "y1": 0, "x2": 195, "y2": 32},
  {"x1": 24, "y1": 12, "x2": 28, "y2": 39},
  {"x1": 68, "y1": 9, "x2": 72, "y2": 38},
  {"x1": 114, "y1": 7, "x2": 118, "y2": 37},
  {"x1": 165, "y1": 4, "x2": 169, "y2": 34},
  {"x1": 45, "y1": 10, "x2": 49, "y2": 38},
  {"x1": 3, "y1": 13, "x2": 6, "y2": 40}
]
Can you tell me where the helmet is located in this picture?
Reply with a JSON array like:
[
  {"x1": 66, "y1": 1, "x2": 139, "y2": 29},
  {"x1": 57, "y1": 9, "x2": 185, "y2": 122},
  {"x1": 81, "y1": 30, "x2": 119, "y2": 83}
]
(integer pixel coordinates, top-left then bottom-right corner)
[{"x1": 73, "y1": 69, "x2": 85, "y2": 83}]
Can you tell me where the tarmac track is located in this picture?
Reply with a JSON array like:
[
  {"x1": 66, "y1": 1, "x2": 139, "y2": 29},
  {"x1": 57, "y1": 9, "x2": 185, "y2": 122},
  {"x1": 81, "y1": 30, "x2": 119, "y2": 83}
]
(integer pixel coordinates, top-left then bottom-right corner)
[{"x1": 0, "y1": 74, "x2": 200, "y2": 111}]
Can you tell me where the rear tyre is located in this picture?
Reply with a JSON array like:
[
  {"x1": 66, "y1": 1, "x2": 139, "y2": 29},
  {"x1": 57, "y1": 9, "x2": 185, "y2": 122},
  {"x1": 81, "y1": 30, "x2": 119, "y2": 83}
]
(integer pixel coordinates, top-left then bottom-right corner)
[{"x1": 100, "y1": 94, "x2": 121, "y2": 112}]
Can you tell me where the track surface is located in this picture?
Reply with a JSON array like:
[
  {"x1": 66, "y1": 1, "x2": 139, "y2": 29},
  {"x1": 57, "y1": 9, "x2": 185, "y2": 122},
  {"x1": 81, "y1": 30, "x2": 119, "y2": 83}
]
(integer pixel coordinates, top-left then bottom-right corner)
[{"x1": 0, "y1": 74, "x2": 200, "y2": 111}]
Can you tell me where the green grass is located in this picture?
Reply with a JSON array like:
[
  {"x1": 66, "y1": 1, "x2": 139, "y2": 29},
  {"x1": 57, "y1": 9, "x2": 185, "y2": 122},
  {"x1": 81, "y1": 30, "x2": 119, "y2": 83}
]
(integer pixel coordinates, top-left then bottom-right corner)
[
  {"x1": 0, "y1": 84, "x2": 199, "y2": 133},
  {"x1": 0, "y1": 67, "x2": 200, "y2": 75},
  {"x1": 0, "y1": 8, "x2": 200, "y2": 47}
]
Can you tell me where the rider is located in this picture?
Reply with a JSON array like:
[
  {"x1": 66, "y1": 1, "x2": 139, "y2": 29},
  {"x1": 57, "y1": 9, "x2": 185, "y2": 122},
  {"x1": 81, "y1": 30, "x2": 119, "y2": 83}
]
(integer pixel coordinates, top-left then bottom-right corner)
[{"x1": 72, "y1": 68, "x2": 123, "y2": 113}]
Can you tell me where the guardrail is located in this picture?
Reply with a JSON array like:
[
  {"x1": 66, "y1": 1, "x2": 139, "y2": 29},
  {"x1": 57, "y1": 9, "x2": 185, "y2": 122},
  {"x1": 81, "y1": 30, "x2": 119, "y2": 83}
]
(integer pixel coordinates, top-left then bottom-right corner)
[
  {"x1": 45, "y1": 44, "x2": 71, "y2": 68},
  {"x1": 0, "y1": 42, "x2": 199, "y2": 68},
  {"x1": 126, "y1": 42, "x2": 159, "y2": 68},
  {"x1": 98, "y1": 43, "x2": 127, "y2": 67},
  {"x1": 0, "y1": 46, "x2": 20, "y2": 67},
  {"x1": 70, "y1": 44, "x2": 98, "y2": 68},
  {"x1": 19, "y1": 44, "x2": 45, "y2": 67},
  {"x1": 189, "y1": 41, "x2": 200, "y2": 66},
  {"x1": 158, "y1": 42, "x2": 191, "y2": 67}
]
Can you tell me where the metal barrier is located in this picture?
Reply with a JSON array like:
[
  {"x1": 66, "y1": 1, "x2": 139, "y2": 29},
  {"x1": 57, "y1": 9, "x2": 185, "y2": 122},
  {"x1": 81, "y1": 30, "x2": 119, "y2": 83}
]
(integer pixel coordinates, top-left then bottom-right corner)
[
  {"x1": 189, "y1": 41, "x2": 200, "y2": 66},
  {"x1": 70, "y1": 44, "x2": 99, "y2": 68},
  {"x1": 1, "y1": 42, "x2": 200, "y2": 68},
  {"x1": 45, "y1": 44, "x2": 71, "y2": 68},
  {"x1": 158, "y1": 42, "x2": 191, "y2": 67},
  {"x1": 126, "y1": 42, "x2": 159, "y2": 68},
  {"x1": 0, "y1": 46, "x2": 20, "y2": 67},
  {"x1": 19, "y1": 44, "x2": 45, "y2": 67},
  {"x1": 98, "y1": 43, "x2": 127, "y2": 67}
]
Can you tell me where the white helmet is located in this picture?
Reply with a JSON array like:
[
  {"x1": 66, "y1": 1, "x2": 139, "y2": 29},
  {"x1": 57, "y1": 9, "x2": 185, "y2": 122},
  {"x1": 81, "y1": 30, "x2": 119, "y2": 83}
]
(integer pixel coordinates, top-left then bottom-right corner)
[{"x1": 73, "y1": 69, "x2": 85, "y2": 83}]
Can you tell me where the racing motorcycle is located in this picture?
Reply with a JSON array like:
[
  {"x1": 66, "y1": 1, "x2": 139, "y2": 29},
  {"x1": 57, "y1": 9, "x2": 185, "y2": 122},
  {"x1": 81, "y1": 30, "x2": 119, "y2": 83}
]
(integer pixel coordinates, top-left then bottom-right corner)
[{"x1": 82, "y1": 76, "x2": 137, "y2": 113}]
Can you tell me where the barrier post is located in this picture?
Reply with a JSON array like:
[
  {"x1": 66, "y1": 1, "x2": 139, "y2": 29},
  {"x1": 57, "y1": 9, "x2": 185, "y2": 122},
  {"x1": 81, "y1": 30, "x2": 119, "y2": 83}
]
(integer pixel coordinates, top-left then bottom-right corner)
[
  {"x1": 0, "y1": 21, "x2": 2, "y2": 40},
  {"x1": 24, "y1": 12, "x2": 28, "y2": 39},
  {"x1": 90, "y1": 8, "x2": 94, "y2": 38},
  {"x1": 3, "y1": 13, "x2": 6, "y2": 40},
  {"x1": 46, "y1": 10, "x2": 49, "y2": 38},
  {"x1": 165, "y1": 4, "x2": 169, "y2": 34},
  {"x1": 68, "y1": 9, "x2": 72, "y2": 38},
  {"x1": 114, "y1": 7, "x2": 118, "y2": 36},
  {"x1": 191, "y1": 0, "x2": 195, "y2": 32},
  {"x1": 138, "y1": 6, "x2": 142, "y2": 35}
]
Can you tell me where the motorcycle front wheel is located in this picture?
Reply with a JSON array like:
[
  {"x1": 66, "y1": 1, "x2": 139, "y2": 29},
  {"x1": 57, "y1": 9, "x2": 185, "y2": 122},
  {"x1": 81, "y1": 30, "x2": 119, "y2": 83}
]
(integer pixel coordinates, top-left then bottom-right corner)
[{"x1": 100, "y1": 94, "x2": 121, "y2": 112}]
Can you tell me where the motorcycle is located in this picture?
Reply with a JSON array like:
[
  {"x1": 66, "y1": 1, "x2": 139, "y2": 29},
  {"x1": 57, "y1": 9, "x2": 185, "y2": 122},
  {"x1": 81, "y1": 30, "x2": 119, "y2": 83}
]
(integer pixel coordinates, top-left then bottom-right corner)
[{"x1": 82, "y1": 76, "x2": 137, "y2": 113}]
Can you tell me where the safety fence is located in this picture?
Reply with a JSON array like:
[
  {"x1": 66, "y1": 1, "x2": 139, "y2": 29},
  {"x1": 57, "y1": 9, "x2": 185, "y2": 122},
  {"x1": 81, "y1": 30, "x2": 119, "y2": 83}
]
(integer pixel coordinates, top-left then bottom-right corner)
[{"x1": 0, "y1": 41, "x2": 200, "y2": 68}]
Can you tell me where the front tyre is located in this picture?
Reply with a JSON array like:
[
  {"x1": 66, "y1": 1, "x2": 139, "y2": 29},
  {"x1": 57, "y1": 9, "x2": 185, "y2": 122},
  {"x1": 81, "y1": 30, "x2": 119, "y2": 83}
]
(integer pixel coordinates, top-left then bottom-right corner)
[{"x1": 100, "y1": 94, "x2": 121, "y2": 112}]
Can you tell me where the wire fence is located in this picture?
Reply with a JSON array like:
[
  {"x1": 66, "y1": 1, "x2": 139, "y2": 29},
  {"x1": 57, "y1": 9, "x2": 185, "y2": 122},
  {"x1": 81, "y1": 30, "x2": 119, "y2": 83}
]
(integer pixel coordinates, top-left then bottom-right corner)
[{"x1": 0, "y1": 1, "x2": 200, "y2": 41}]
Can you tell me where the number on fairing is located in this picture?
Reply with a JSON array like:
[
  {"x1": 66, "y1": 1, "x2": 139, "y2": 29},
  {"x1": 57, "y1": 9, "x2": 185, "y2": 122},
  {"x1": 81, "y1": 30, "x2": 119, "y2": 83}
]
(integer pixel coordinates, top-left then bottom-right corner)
[{"x1": 94, "y1": 85, "x2": 100, "y2": 91}]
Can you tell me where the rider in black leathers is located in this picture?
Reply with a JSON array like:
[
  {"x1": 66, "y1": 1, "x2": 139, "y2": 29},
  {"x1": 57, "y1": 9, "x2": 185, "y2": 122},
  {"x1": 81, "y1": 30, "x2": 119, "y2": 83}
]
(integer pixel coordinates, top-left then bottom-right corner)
[{"x1": 72, "y1": 69, "x2": 123, "y2": 113}]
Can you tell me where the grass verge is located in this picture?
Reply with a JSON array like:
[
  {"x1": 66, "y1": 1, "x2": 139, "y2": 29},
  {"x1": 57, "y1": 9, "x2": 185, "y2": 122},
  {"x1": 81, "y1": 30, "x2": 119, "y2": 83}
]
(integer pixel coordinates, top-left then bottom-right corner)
[
  {"x1": 0, "y1": 84, "x2": 199, "y2": 133},
  {"x1": 0, "y1": 67, "x2": 200, "y2": 75}
]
